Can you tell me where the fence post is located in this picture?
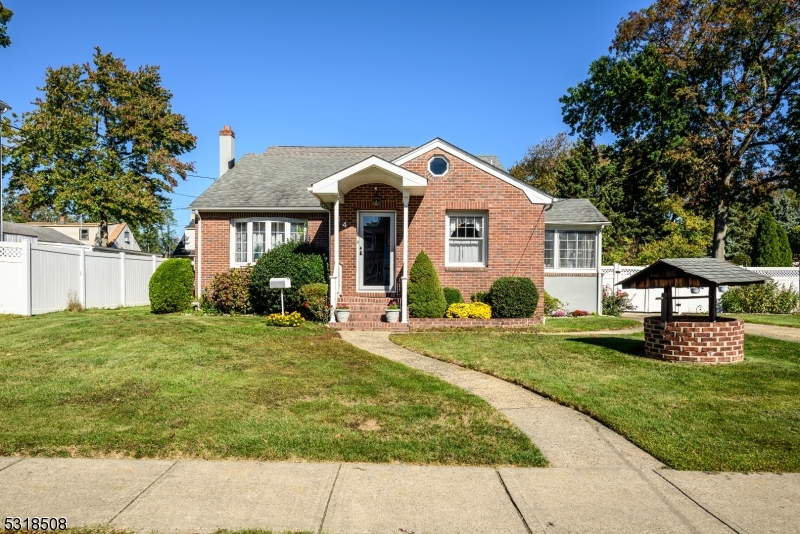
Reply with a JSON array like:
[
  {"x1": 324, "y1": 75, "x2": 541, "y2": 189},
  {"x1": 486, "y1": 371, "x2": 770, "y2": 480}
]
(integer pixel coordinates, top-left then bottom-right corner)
[
  {"x1": 21, "y1": 240, "x2": 32, "y2": 316},
  {"x1": 120, "y1": 252, "x2": 126, "y2": 307},
  {"x1": 79, "y1": 247, "x2": 86, "y2": 307}
]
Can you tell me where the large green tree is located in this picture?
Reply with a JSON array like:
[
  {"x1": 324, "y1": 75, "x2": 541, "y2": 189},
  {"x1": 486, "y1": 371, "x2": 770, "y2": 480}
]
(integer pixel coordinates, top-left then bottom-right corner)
[
  {"x1": 132, "y1": 205, "x2": 177, "y2": 256},
  {"x1": 510, "y1": 135, "x2": 682, "y2": 262},
  {"x1": 2, "y1": 48, "x2": 196, "y2": 245},
  {"x1": 561, "y1": 0, "x2": 800, "y2": 260},
  {"x1": 0, "y1": 2, "x2": 12, "y2": 48}
]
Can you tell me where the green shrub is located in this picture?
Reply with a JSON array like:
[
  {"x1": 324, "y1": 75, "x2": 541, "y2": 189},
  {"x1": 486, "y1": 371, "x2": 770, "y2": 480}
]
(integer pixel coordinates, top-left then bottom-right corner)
[
  {"x1": 206, "y1": 266, "x2": 253, "y2": 314},
  {"x1": 751, "y1": 211, "x2": 793, "y2": 267},
  {"x1": 488, "y1": 277, "x2": 539, "y2": 318},
  {"x1": 443, "y1": 287, "x2": 464, "y2": 307},
  {"x1": 407, "y1": 250, "x2": 447, "y2": 318},
  {"x1": 149, "y1": 258, "x2": 194, "y2": 314},
  {"x1": 602, "y1": 285, "x2": 637, "y2": 316},
  {"x1": 250, "y1": 241, "x2": 328, "y2": 314},
  {"x1": 299, "y1": 283, "x2": 330, "y2": 322},
  {"x1": 471, "y1": 291, "x2": 489, "y2": 303},
  {"x1": 543, "y1": 291, "x2": 562, "y2": 315},
  {"x1": 729, "y1": 252, "x2": 752, "y2": 267},
  {"x1": 721, "y1": 282, "x2": 800, "y2": 314}
]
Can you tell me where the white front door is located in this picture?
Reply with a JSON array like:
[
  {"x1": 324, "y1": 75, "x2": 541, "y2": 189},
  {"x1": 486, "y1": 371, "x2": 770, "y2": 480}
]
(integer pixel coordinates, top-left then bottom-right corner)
[{"x1": 357, "y1": 211, "x2": 396, "y2": 292}]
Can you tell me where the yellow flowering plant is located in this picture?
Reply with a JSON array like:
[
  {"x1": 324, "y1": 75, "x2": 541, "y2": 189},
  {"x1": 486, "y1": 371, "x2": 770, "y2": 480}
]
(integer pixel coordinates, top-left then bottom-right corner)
[{"x1": 265, "y1": 311, "x2": 305, "y2": 327}]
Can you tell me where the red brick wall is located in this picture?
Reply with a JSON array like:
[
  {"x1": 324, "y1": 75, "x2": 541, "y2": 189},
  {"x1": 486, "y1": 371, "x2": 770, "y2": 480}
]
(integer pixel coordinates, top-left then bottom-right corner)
[
  {"x1": 643, "y1": 316, "x2": 744, "y2": 364},
  {"x1": 399, "y1": 149, "x2": 546, "y2": 315},
  {"x1": 196, "y1": 211, "x2": 328, "y2": 292}
]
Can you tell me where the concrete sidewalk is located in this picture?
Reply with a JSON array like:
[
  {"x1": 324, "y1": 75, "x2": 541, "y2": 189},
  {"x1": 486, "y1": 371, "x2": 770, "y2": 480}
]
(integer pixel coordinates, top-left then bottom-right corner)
[{"x1": 2, "y1": 455, "x2": 799, "y2": 534}]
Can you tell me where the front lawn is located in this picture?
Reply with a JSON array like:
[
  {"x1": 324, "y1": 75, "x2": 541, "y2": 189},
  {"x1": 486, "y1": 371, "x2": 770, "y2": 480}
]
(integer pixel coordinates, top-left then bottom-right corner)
[
  {"x1": 391, "y1": 331, "x2": 800, "y2": 472},
  {"x1": 0, "y1": 308, "x2": 544, "y2": 466},
  {"x1": 732, "y1": 314, "x2": 800, "y2": 329},
  {"x1": 535, "y1": 315, "x2": 641, "y2": 332}
]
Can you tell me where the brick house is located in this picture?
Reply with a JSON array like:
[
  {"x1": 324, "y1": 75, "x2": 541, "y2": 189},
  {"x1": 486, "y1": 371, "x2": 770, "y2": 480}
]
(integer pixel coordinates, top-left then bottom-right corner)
[{"x1": 190, "y1": 127, "x2": 609, "y2": 327}]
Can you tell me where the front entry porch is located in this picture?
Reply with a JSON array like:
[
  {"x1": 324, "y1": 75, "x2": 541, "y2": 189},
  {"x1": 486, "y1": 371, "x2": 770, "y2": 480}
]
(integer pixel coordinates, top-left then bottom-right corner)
[{"x1": 309, "y1": 156, "x2": 428, "y2": 328}]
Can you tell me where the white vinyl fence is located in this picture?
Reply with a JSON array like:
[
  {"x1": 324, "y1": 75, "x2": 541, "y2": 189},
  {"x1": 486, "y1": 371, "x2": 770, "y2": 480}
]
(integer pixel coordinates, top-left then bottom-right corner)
[
  {"x1": 0, "y1": 241, "x2": 167, "y2": 316},
  {"x1": 601, "y1": 264, "x2": 800, "y2": 314}
]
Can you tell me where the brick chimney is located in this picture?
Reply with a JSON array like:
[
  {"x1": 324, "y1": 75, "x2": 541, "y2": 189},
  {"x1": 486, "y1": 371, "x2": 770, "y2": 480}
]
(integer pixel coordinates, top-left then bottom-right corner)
[{"x1": 219, "y1": 125, "x2": 235, "y2": 178}]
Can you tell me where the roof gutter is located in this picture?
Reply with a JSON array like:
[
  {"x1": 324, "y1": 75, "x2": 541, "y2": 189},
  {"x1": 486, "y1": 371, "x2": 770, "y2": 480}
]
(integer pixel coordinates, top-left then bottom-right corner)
[{"x1": 190, "y1": 206, "x2": 329, "y2": 213}]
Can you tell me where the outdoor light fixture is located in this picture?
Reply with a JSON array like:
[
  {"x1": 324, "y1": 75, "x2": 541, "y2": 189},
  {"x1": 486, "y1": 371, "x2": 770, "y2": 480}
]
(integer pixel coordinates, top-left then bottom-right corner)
[{"x1": 372, "y1": 187, "x2": 381, "y2": 208}]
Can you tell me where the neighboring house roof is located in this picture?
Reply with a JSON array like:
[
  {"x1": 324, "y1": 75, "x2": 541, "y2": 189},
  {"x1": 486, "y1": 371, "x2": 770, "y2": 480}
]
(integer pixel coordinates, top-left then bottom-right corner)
[
  {"x1": 545, "y1": 199, "x2": 610, "y2": 225},
  {"x1": 189, "y1": 143, "x2": 514, "y2": 211},
  {"x1": 108, "y1": 223, "x2": 125, "y2": 245},
  {"x1": 185, "y1": 220, "x2": 195, "y2": 230},
  {"x1": 2, "y1": 221, "x2": 82, "y2": 245},
  {"x1": 619, "y1": 258, "x2": 772, "y2": 289}
]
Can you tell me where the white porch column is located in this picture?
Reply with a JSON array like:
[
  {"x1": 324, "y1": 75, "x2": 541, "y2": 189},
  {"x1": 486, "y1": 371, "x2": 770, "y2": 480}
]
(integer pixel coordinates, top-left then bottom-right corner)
[
  {"x1": 596, "y1": 229, "x2": 603, "y2": 315},
  {"x1": 330, "y1": 196, "x2": 340, "y2": 322},
  {"x1": 402, "y1": 190, "x2": 410, "y2": 323}
]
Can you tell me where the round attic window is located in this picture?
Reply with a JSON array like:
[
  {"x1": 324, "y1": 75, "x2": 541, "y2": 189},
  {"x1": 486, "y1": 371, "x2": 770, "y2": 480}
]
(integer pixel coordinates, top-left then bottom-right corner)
[{"x1": 428, "y1": 156, "x2": 449, "y2": 176}]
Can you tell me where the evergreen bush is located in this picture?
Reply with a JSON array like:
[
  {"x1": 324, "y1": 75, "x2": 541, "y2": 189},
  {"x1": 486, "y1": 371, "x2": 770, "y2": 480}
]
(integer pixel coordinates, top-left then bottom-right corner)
[
  {"x1": 488, "y1": 277, "x2": 539, "y2": 318},
  {"x1": 442, "y1": 287, "x2": 464, "y2": 307},
  {"x1": 250, "y1": 241, "x2": 328, "y2": 314},
  {"x1": 751, "y1": 211, "x2": 793, "y2": 267},
  {"x1": 149, "y1": 258, "x2": 194, "y2": 314},
  {"x1": 471, "y1": 291, "x2": 489, "y2": 303},
  {"x1": 407, "y1": 250, "x2": 447, "y2": 318}
]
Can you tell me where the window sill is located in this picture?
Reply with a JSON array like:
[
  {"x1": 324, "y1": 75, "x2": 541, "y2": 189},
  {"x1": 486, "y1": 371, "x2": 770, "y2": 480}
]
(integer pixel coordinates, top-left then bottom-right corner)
[{"x1": 445, "y1": 266, "x2": 488, "y2": 272}]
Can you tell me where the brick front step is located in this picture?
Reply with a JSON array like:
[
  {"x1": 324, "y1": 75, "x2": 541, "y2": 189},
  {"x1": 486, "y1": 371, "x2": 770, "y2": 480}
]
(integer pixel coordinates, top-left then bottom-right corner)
[
  {"x1": 330, "y1": 321, "x2": 408, "y2": 331},
  {"x1": 338, "y1": 296, "x2": 399, "y2": 305}
]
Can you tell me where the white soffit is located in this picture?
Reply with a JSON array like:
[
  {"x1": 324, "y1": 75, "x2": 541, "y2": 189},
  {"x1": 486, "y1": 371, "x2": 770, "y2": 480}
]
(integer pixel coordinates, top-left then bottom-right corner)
[
  {"x1": 310, "y1": 156, "x2": 427, "y2": 199},
  {"x1": 393, "y1": 138, "x2": 554, "y2": 205}
]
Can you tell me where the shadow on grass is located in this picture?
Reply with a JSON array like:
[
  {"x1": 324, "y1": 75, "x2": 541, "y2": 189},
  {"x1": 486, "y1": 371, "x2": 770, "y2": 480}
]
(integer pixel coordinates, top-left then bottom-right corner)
[{"x1": 567, "y1": 336, "x2": 647, "y2": 358}]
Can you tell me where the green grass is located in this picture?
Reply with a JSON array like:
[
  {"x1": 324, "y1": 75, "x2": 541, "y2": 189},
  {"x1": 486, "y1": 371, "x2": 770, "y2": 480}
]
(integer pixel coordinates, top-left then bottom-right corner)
[
  {"x1": 391, "y1": 331, "x2": 800, "y2": 472},
  {"x1": 732, "y1": 313, "x2": 800, "y2": 328},
  {"x1": 0, "y1": 308, "x2": 544, "y2": 466},
  {"x1": 535, "y1": 316, "x2": 641, "y2": 332}
]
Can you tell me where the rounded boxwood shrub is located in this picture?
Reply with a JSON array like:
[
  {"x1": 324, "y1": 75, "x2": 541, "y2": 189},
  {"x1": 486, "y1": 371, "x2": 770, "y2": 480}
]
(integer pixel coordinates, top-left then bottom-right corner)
[
  {"x1": 149, "y1": 258, "x2": 195, "y2": 314},
  {"x1": 250, "y1": 241, "x2": 329, "y2": 314},
  {"x1": 407, "y1": 250, "x2": 447, "y2": 318},
  {"x1": 443, "y1": 287, "x2": 464, "y2": 307},
  {"x1": 488, "y1": 276, "x2": 539, "y2": 318}
]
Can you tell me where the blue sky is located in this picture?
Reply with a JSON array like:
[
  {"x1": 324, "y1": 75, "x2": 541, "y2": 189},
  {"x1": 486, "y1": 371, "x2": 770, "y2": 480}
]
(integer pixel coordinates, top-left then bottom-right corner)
[{"x1": 1, "y1": 0, "x2": 649, "y2": 232}]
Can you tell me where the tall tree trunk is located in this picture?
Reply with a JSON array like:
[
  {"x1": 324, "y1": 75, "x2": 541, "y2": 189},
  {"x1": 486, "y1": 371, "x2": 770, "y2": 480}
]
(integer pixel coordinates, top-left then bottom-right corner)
[
  {"x1": 99, "y1": 213, "x2": 109, "y2": 247},
  {"x1": 712, "y1": 192, "x2": 729, "y2": 260}
]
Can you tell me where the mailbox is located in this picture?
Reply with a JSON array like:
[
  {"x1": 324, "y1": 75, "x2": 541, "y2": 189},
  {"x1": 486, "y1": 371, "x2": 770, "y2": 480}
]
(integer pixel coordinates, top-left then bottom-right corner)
[{"x1": 269, "y1": 278, "x2": 291, "y2": 289}]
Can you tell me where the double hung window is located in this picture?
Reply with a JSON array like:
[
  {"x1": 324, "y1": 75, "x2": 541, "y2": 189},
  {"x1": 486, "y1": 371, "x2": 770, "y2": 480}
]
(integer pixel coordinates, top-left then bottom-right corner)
[
  {"x1": 544, "y1": 230, "x2": 597, "y2": 269},
  {"x1": 446, "y1": 213, "x2": 487, "y2": 266},
  {"x1": 231, "y1": 219, "x2": 307, "y2": 265}
]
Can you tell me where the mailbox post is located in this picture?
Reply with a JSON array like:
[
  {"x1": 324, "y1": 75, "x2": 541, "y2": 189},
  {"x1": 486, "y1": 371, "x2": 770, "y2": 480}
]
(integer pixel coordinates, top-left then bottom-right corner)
[{"x1": 269, "y1": 278, "x2": 291, "y2": 315}]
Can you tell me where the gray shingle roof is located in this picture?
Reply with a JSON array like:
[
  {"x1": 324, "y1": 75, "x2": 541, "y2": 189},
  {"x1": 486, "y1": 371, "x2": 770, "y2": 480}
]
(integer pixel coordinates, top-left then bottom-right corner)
[
  {"x1": 2, "y1": 221, "x2": 82, "y2": 245},
  {"x1": 620, "y1": 258, "x2": 772, "y2": 289},
  {"x1": 190, "y1": 146, "x2": 508, "y2": 210},
  {"x1": 545, "y1": 198, "x2": 609, "y2": 224}
]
